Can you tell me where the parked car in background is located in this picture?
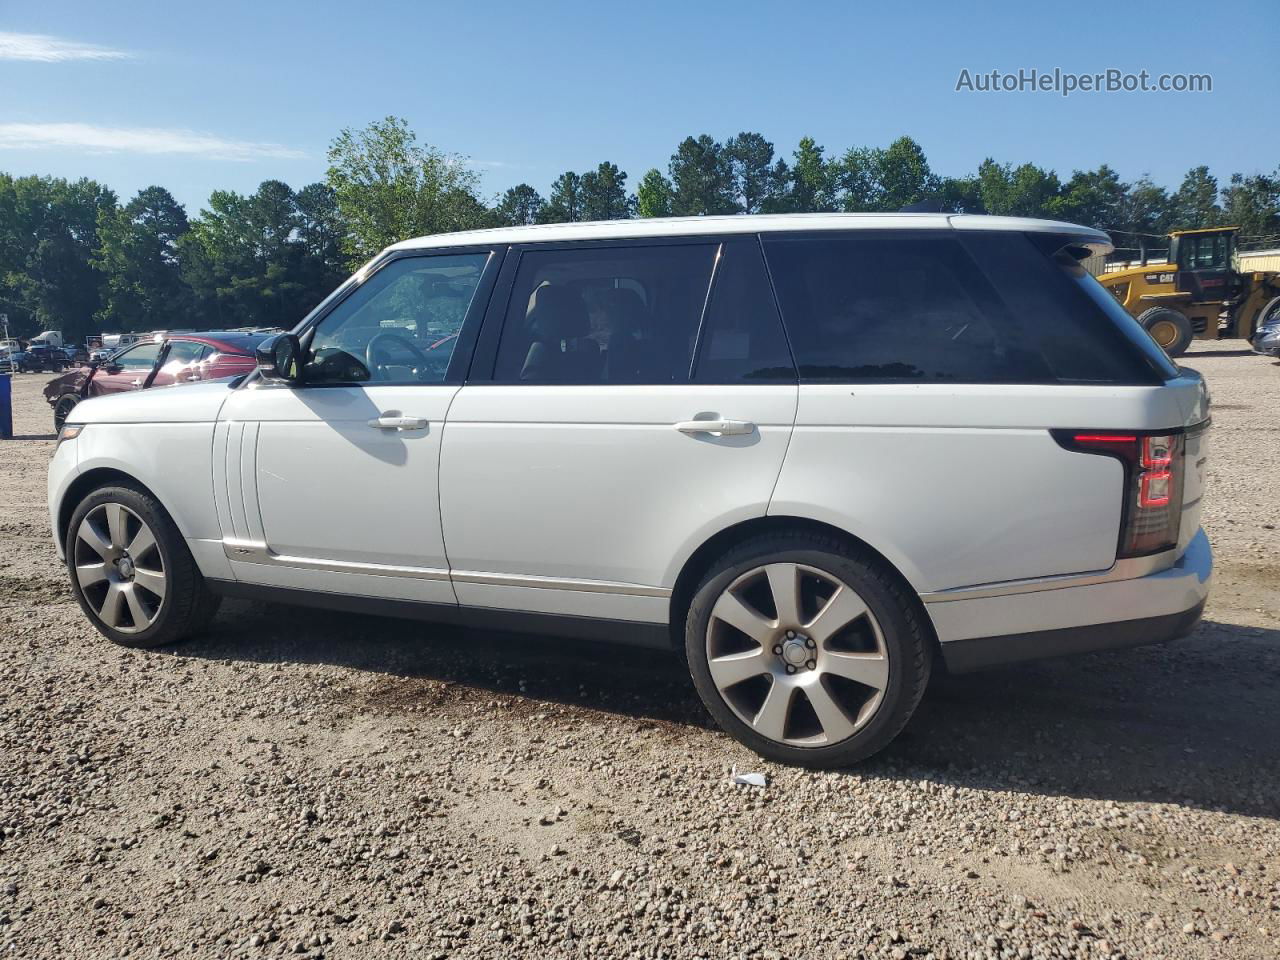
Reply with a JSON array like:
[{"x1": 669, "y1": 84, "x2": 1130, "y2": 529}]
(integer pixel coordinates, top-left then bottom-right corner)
[
  {"x1": 43, "y1": 331, "x2": 271, "y2": 429},
  {"x1": 48, "y1": 214, "x2": 1212, "y2": 768},
  {"x1": 17, "y1": 344, "x2": 68, "y2": 373},
  {"x1": 1252, "y1": 312, "x2": 1280, "y2": 358}
]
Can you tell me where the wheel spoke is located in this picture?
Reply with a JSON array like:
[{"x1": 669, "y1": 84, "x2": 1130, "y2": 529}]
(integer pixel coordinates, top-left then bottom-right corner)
[
  {"x1": 711, "y1": 590, "x2": 774, "y2": 643},
  {"x1": 77, "y1": 518, "x2": 113, "y2": 561},
  {"x1": 127, "y1": 523, "x2": 157, "y2": 562},
  {"x1": 807, "y1": 585, "x2": 869, "y2": 644},
  {"x1": 752, "y1": 681, "x2": 794, "y2": 741},
  {"x1": 823, "y1": 651, "x2": 889, "y2": 690},
  {"x1": 764, "y1": 563, "x2": 803, "y2": 627},
  {"x1": 804, "y1": 682, "x2": 858, "y2": 743},
  {"x1": 98, "y1": 582, "x2": 125, "y2": 627},
  {"x1": 707, "y1": 649, "x2": 769, "y2": 691},
  {"x1": 75, "y1": 562, "x2": 108, "y2": 590},
  {"x1": 105, "y1": 503, "x2": 129, "y2": 549},
  {"x1": 132, "y1": 567, "x2": 167, "y2": 601},
  {"x1": 122, "y1": 585, "x2": 151, "y2": 629}
]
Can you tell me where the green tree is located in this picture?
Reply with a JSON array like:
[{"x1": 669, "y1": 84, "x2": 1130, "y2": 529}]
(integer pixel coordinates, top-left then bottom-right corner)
[
  {"x1": 834, "y1": 146, "x2": 884, "y2": 212},
  {"x1": 876, "y1": 136, "x2": 938, "y2": 211},
  {"x1": 1051, "y1": 165, "x2": 1126, "y2": 230},
  {"x1": 0, "y1": 174, "x2": 115, "y2": 341},
  {"x1": 635, "y1": 169, "x2": 674, "y2": 218},
  {"x1": 94, "y1": 186, "x2": 192, "y2": 333},
  {"x1": 326, "y1": 116, "x2": 491, "y2": 265},
  {"x1": 1172, "y1": 166, "x2": 1221, "y2": 228},
  {"x1": 789, "y1": 137, "x2": 836, "y2": 213},
  {"x1": 977, "y1": 160, "x2": 1062, "y2": 218},
  {"x1": 1116, "y1": 176, "x2": 1173, "y2": 260},
  {"x1": 495, "y1": 184, "x2": 544, "y2": 226},
  {"x1": 725, "y1": 132, "x2": 787, "y2": 214},
  {"x1": 579, "y1": 162, "x2": 632, "y2": 220},
  {"x1": 540, "y1": 172, "x2": 585, "y2": 224},
  {"x1": 935, "y1": 176, "x2": 984, "y2": 214},
  {"x1": 1220, "y1": 169, "x2": 1280, "y2": 239},
  {"x1": 181, "y1": 180, "x2": 344, "y2": 329},
  {"x1": 669, "y1": 135, "x2": 738, "y2": 216}
]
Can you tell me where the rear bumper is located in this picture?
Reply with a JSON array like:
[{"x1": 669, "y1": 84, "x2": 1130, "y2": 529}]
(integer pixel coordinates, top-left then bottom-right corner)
[{"x1": 933, "y1": 527, "x2": 1212, "y2": 672}]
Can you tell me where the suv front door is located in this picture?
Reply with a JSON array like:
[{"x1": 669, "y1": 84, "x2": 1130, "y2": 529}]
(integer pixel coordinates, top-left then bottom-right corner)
[
  {"x1": 216, "y1": 248, "x2": 501, "y2": 603},
  {"x1": 439, "y1": 237, "x2": 798, "y2": 623}
]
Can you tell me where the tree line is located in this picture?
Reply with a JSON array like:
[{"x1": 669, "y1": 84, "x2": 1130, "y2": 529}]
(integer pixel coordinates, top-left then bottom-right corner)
[{"x1": 2, "y1": 114, "x2": 1278, "y2": 343}]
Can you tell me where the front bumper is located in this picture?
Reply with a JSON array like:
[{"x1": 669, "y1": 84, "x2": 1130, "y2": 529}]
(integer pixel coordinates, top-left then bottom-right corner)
[{"x1": 933, "y1": 528, "x2": 1212, "y2": 672}]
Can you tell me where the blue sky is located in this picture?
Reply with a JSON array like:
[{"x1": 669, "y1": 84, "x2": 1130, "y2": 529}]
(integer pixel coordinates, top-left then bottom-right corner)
[{"x1": 2, "y1": 0, "x2": 1275, "y2": 213}]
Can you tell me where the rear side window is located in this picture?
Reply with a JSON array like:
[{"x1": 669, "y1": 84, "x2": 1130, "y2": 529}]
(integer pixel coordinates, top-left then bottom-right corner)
[
  {"x1": 493, "y1": 243, "x2": 718, "y2": 384},
  {"x1": 762, "y1": 231, "x2": 1169, "y2": 385}
]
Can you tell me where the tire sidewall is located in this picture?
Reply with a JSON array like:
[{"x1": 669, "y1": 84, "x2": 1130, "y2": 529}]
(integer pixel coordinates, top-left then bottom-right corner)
[
  {"x1": 685, "y1": 540, "x2": 926, "y2": 767},
  {"x1": 1139, "y1": 307, "x2": 1192, "y2": 356},
  {"x1": 53, "y1": 395, "x2": 77, "y2": 430},
  {"x1": 65, "y1": 485, "x2": 185, "y2": 648}
]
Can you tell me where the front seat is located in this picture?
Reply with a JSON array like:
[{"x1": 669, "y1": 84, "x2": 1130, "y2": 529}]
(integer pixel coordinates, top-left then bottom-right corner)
[{"x1": 520, "y1": 286, "x2": 601, "y2": 382}]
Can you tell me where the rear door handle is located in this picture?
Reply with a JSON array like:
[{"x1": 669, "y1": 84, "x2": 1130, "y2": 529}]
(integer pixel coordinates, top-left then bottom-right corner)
[
  {"x1": 368, "y1": 415, "x2": 429, "y2": 431},
  {"x1": 675, "y1": 419, "x2": 755, "y2": 436}
]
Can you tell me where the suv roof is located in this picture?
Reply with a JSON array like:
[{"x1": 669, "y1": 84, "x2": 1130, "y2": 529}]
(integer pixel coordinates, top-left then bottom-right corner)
[{"x1": 388, "y1": 213, "x2": 1113, "y2": 256}]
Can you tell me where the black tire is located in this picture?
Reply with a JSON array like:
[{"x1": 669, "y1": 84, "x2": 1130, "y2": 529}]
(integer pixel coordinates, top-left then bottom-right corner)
[
  {"x1": 52, "y1": 394, "x2": 78, "y2": 431},
  {"x1": 684, "y1": 531, "x2": 930, "y2": 768},
  {"x1": 1137, "y1": 306, "x2": 1193, "y2": 357},
  {"x1": 65, "y1": 483, "x2": 220, "y2": 648}
]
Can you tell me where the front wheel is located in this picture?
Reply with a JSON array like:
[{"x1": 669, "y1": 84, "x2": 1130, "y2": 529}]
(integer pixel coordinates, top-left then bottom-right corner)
[
  {"x1": 65, "y1": 483, "x2": 220, "y2": 648},
  {"x1": 685, "y1": 532, "x2": 930, "y2": 768},
  {"x1": 52, "y1": 394, "x2": 78, "y2": 430},
  {"x1": 1137, "y1": 306, "x2": 1193, "y2": 357}
]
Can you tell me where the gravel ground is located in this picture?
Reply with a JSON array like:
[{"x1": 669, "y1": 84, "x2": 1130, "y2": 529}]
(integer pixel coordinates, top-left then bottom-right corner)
[{"x1": 1, "y1": 342, "x2": 1278, "y2": 960}]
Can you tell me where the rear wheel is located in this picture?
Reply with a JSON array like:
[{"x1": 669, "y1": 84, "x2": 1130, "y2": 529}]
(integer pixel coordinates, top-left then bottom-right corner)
[
  {"x1": 685, "y1": 532, "x2": 930, "y2": 768},
  {"x1": 66, "y1": 484, "x2": 220, "y2": 648},
  {"x1": 1137, "y1": 306, "x2": 1193, "y2": 357},
  {"x1": 52, "y1": 394, "x2": 78, "y2": 431}
]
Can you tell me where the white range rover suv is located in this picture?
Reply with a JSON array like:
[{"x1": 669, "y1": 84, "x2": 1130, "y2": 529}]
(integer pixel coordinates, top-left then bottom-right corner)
[{"x1": 48, "y1": 214, "x2": 1212, "y2": 767}]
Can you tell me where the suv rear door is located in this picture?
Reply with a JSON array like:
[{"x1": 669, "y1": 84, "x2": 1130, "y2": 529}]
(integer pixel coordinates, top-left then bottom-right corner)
[
  {"x1": 438, "y1": 236, "x2": 797, "y2": 622},
  {"x1": 763, "y1": 227, "x2": 1186, "y2": 594}
]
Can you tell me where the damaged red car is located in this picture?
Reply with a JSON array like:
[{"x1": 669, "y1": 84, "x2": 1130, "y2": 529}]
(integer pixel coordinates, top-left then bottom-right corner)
[{"x1": 44, "y1": 332, "x2": 273, "y2": 430}]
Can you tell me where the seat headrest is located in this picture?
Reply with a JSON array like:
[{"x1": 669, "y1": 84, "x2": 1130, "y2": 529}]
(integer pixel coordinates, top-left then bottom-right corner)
[
  {"x1": 594, "y1": 287, "x2": 647, "y2": 336},
  {"x1": 525, "y1": 285, "x2": 589, "y2": 342}
]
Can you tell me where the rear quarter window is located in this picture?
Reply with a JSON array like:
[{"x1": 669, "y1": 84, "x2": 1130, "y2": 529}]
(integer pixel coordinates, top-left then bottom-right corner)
[{"x1": 761, "y1": 230, "x2": 1170, "y2": 385}]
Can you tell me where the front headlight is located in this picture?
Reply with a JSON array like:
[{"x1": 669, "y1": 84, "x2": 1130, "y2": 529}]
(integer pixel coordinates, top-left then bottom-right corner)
[{"x1": 56, "y1": 423, "x2": 84, "y2": 447}]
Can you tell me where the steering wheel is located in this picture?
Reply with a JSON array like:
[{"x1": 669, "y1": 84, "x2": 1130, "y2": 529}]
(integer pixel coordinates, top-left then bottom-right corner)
[{"x1": 365, "y1": 332, "x2": 431, "y2": 378}]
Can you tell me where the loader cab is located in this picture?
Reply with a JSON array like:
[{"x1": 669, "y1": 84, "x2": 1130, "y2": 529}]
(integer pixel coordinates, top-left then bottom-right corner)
[{"x1": 1169, "y1": 227, "x2": 1239, "y2": 303}]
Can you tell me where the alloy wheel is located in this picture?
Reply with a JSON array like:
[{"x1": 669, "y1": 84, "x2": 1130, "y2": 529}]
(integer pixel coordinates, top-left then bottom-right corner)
[
  {"x1": 704, "y1": 562, "x2": 888, "y2": 747},
  {"x1": 72, "y1": 502, "x2": 167, "y2": 634}
]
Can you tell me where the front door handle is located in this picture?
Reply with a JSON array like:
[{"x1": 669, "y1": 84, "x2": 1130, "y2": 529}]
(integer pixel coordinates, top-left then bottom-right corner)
[
  {"x1": 675, "y1": 418, "x2": 755, "y2": 436},
  {"x1": 368, "y1": 415, "x2": 429, "y2": 431},
  {"x1": 130, "y1": 378, "x2": 143, "y2": 387}
]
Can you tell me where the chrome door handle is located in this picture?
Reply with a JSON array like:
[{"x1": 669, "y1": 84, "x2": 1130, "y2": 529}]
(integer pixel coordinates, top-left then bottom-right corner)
[
  {"x1": 368, "y1": 415, "x2": 428, "y2": 431},
  {"x1": 675, "y1": 419, "x2": 755, "y2": 436},
  {"x1": 130, "y1": 378, "x2": 143, "y2": 387}
]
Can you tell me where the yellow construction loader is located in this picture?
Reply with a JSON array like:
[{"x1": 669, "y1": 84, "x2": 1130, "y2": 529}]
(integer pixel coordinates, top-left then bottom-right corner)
[{"x1": 1097, "y1": 226, "x2": 1280, "y2": 356}]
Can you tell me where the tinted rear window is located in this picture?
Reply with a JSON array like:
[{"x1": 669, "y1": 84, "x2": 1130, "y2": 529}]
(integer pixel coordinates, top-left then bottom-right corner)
[{"x1": 761, "y1": 231, "x2": 1170, "y2": 385}]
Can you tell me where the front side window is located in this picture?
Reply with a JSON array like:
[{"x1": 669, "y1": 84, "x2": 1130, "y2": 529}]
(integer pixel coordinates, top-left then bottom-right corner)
[
  {"x1": 493, "y1": 243, "x2": 718, "y2": 384},
  {"x1": 115, "y1": 341, "x2": 163, "y2": 372},
  {"x1": 305, "y1": 252, "x2": 489, "y2": 384}
]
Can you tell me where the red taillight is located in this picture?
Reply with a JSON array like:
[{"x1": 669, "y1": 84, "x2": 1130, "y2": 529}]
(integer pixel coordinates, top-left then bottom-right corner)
[{"x1": 1053, "y1": 430, "x2": 1185, "y2": 558}]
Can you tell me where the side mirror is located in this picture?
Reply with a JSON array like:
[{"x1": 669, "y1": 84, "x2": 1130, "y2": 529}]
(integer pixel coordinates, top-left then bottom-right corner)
[{"x1": 256, "y1": 334, "x2": 302, "y2": 384}]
